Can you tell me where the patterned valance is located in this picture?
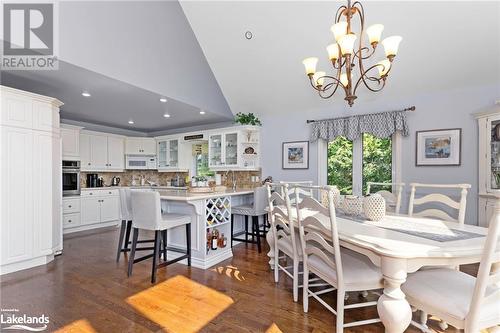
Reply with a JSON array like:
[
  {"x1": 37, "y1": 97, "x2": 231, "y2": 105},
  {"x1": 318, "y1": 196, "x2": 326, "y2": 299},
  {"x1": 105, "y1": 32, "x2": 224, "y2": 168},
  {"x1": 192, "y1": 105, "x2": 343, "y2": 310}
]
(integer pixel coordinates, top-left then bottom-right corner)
[{"x1": 310, "y1": 110, "x2": 410, "y2": 142}]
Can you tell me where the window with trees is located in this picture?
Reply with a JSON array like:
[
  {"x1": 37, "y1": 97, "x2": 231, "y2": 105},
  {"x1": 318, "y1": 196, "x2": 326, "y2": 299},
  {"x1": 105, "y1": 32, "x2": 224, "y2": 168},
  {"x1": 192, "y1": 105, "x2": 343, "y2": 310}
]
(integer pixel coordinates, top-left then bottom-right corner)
[{"x1": 327, "y1": 133, "x2": 394, "y2": 195}]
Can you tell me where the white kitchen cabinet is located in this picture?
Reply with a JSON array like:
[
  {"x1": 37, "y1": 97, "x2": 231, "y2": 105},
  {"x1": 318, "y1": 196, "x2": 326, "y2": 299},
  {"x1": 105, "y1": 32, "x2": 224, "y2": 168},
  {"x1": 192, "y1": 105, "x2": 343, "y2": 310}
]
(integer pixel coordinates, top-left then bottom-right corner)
[
  {"x1": 126, "y1": 137, "x2": 156, "y2": 155},
  {"x1": 100, "y1": 196, "x2": 120, "y2": 222},
  {"x1": 60, "y1": 125, "x2": 82, "y2": 160},
  {"x1": 79, "y1": 190, "x2": 120, "y2": 229},
  {"x1": 207, "y1": 126, "x2": 260, "y2": 170},
  {"x1": 81, "y1": 197, "x2": 101, "y2": 225},
  {"x1": 157, "y1": 137, "x2": 186, "y2": 171},
  {"x1": 1, "y1": 85, "x2": 63, "y2": 275},
  {"x1": 80, "y1": 131, "x2": 125, "y2": 172}
]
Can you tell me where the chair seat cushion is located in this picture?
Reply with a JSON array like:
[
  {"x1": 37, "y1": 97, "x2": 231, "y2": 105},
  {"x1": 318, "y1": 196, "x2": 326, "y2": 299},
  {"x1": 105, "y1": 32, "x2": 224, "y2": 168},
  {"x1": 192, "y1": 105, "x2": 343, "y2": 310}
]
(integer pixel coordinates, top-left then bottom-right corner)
[
  {"x1": 277, "y1": 231, "x2": 302, "y2": 258},
  {"x1": 307, "y1": 249, "x2": 383, "y2": 290},
  {"x1": 232, "y1": 204, "x2": 266, "y2": 216},
  {"x1": 402, "y1": 268, "x2": 500, "y2": 323},
  {"x1": 158, "y1": 213, "x2": 191, "y2": 230}
]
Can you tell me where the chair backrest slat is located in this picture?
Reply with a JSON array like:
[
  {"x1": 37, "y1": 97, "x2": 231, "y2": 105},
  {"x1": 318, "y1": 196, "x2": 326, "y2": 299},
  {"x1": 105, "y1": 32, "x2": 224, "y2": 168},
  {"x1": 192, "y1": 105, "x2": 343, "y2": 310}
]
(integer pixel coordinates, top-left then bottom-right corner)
[
  {"x1": 408, "y1": 183, "x2": 470, "y2": 224},
  {"x1": 280, "y1": 181, "x2": 313, "y2": 203},
  {"x1": 266, "y1": 182, "x2": 297, "y2": 254},
  {"x1": 466, "y1": 200, "x2": 500, "y2": 331}
]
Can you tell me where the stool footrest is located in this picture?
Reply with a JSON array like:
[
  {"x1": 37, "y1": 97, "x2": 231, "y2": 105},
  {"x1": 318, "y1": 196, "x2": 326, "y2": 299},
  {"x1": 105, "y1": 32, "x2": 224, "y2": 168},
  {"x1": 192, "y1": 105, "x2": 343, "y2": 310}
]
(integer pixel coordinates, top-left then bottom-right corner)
[
  {"x1": 157, "y1": 254, "x2": 190, "y2": 268},
  {"x1": 133, "y1": 253, "x2": 155, "y2": 264}
]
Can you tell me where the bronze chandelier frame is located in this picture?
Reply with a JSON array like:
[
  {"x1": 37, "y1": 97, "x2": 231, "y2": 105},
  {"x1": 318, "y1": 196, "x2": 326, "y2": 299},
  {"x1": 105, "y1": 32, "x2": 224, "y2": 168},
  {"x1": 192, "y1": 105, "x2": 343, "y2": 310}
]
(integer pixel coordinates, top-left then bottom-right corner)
[{"x1": 306, "y1": 0, "x2": 396, "y2": 107}]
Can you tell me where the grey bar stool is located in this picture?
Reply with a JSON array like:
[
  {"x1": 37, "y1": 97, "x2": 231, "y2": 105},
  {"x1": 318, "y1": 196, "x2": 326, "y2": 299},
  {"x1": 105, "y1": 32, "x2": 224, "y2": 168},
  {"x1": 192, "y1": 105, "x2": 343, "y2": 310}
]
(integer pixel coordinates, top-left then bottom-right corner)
[
  {"x1": 231, "y1": 186, "x2": 268, "y2": 253},
  {"x1": 116, "y1": 188, "x2": 156, "y2": 262},
  {"x1": 128, "y1": 190, "x2": 191, "y2": 283}
]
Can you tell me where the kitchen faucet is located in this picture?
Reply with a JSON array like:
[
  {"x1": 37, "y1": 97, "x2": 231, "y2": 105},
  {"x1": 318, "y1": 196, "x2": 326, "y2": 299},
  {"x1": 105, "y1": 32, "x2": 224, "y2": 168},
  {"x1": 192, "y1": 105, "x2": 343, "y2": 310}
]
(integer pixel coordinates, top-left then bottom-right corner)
[{"x1": 225, "y1": 170, "x2": 237, "y2": 190}]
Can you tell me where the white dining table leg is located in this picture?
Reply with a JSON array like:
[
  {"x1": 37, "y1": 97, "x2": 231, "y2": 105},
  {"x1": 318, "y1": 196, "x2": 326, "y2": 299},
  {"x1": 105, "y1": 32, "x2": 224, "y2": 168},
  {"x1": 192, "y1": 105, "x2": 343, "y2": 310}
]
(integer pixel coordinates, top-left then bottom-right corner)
[{"x1": 377, "y1": 257, "x2": 412, "y2": 333}]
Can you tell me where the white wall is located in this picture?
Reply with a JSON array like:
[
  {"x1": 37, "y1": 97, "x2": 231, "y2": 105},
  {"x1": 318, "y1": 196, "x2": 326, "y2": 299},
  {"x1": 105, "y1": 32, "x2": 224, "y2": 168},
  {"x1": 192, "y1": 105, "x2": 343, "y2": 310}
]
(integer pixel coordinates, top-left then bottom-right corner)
[{"x1": 260, "y1": 83, "x2": 499, "y2": 225}]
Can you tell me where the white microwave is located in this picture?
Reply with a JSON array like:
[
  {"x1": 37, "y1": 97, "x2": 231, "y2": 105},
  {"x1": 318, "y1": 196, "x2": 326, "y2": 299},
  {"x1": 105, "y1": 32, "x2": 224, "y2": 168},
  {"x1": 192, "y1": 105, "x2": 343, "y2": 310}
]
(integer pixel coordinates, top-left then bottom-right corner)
[{"x1": 125, "y1": 155, "x2": 157, "y2": 170}]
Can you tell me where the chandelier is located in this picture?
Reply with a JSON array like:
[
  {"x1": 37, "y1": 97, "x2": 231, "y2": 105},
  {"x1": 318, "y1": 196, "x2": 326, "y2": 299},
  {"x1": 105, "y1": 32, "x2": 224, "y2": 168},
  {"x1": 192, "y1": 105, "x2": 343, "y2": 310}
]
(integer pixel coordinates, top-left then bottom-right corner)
[{"x1": 302, "y1": 0, "x2": 402, "y2": 107}]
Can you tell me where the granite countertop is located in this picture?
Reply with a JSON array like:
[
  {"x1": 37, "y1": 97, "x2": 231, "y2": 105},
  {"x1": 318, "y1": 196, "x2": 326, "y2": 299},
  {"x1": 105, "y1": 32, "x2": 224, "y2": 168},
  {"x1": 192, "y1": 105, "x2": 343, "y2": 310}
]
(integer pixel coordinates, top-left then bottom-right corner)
[
  {"x1": 158, "y1": 188, "x2": 254, "y2": 201},
  {"x1": 81, "y1": 185, "x2": 188, "y2": 190}
]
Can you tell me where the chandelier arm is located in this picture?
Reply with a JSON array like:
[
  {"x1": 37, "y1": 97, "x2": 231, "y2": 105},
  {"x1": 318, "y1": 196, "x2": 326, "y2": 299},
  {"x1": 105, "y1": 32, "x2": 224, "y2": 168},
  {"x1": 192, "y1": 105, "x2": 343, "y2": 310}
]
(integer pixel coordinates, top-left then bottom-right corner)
[
  {"x1": 335, "y1": 5, "x2": 348, "y2": 23},
  {"x1": 317, "y1": 75, "x2": 347, "y2": 99},
  {"x1": 354, "y1": 63, "x2": 387, "y2": 93},
  {"x1": 353, "y1": 46, "x2": 376, "y2": 60}
]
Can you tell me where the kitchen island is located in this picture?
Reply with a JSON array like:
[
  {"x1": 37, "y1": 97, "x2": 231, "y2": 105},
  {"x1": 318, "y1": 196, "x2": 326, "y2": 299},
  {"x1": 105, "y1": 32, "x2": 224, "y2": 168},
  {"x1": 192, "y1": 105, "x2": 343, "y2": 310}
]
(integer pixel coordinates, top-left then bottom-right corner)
[{"x1": 158, "y1": 188, "x2": 254, "y2": 269}]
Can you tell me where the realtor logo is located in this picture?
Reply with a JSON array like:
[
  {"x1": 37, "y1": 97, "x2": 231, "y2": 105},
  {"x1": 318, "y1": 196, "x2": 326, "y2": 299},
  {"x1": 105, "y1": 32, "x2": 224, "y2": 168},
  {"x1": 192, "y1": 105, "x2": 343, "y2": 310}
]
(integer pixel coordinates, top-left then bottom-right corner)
[{"x1": 2, "y1": 2, "x2": 58, "y2": 70}]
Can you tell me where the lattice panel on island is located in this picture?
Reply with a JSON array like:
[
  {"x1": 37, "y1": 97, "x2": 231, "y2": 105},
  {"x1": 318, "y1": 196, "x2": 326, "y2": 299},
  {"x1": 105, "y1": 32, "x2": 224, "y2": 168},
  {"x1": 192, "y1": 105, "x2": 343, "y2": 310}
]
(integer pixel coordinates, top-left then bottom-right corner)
[{"x1": 205, "y1": 196, "x2": 231, "y2": 228}]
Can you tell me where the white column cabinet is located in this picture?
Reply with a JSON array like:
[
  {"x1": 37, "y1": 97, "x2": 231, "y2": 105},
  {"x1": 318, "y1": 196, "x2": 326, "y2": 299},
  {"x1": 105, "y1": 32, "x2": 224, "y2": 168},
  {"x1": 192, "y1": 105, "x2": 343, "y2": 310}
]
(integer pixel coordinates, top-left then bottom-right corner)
[{"x1": 1, "y1": 85, "x2": 63, "y2": 275}]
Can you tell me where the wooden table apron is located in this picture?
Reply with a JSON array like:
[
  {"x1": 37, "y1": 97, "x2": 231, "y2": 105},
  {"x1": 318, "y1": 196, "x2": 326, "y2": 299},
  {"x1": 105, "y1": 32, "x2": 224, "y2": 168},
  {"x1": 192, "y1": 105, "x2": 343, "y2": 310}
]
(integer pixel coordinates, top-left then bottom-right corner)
[{"x1": 266, "y1": 211, "x2": 494, "y2": 333}]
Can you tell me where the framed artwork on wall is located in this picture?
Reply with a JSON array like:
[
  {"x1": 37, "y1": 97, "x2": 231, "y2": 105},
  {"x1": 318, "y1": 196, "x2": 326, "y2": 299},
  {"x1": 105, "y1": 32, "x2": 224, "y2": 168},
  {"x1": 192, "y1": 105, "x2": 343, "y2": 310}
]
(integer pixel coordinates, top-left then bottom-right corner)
[
  {"x1": 282, "y1": 141, "x2": 309, "y2": 169},
  {"x1": 416, "y1": 128, "x2": 461, "y2": 166}
]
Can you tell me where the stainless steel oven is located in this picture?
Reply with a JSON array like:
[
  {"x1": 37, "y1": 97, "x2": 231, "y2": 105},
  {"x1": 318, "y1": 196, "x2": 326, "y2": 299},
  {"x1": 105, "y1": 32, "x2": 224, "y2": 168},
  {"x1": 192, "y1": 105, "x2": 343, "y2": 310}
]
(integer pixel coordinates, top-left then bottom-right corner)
[{"x1": 62, "y1": 160, "x2": 81, "y2": 196}]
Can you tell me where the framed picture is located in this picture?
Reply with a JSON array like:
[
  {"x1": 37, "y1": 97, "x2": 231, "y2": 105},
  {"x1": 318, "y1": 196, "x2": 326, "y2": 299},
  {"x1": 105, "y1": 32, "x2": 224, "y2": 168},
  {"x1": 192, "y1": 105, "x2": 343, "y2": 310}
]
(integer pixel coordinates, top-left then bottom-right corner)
[
  {"x1": 416, "y1": 128, "x2": 461, "y2": 166},
  {"x1": 282, "y1": 141, "x2": 309, "y2": 169}
]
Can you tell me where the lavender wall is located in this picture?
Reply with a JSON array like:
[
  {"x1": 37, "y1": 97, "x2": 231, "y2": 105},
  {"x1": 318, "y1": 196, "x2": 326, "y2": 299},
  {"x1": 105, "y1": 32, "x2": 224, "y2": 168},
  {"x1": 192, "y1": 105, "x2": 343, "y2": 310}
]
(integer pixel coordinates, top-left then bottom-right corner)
[{"x1": 259, "y1": 83, "x2": 499, "y2": 225}]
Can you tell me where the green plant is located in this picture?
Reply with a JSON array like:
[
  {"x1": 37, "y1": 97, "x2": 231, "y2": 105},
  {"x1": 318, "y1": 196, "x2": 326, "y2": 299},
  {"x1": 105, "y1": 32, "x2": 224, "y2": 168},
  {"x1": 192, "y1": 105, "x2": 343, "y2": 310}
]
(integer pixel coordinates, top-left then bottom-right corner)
[{"x1": 234, "y1": 112, "x2": 262, "y2": 126}]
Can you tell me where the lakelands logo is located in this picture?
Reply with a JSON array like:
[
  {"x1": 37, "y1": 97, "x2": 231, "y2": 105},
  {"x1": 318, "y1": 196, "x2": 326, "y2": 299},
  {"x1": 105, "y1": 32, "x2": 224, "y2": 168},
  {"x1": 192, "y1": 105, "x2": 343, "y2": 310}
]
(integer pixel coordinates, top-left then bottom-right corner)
[
  {"x1": 1, "y1": 2, "x2": 59, "y2": 70},
  {"x1": 0, "y1": 309, "x2": 49, "y2": 331}
]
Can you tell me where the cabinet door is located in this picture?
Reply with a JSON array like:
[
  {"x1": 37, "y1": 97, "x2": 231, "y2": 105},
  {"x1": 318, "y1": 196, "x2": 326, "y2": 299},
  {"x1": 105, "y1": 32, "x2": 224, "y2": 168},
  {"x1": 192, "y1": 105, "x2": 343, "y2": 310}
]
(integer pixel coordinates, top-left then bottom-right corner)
[
  {"x1": 141, "y1": 138, "x2": 157, "y2": 155},
  {"x1": 209, "y1": 134, "x2": 223, "y2": 167},
  {"x1": 100, "y1": 196, "x2": 120, "y2": 222},
  {"x1": 107, "y1": 136, "x2": 124, "y2": 170},
  {"x1": 33, "y1": 102, "x2": 59, "y2": 132},
  {"x1": 0, "y1": 91, "x2": 33, "y2": 128},
  {"x1": 80, "y1": 134, "x2": 92, "y2": 170},
  {"x1": 1, "y1": 127, "x2": 34, "y2": 264},
  {"x1": 168, "y1": 139, "x2": 179, "y2": 168},
  {"x1": 125, "y1": 138, "x2": 143, "y2": 154},
  {"x1": 61, "y1": 127, "x2": 80, "y2": 159},
  {"x1": 81, "y1": 197, "x2": 101, "y2": 225},
  {"x1": 224, "y1": 132, "x2": 238, "y2": 166},
  {"x1": 32, "y1": 131, "x2": 54, "y2": 255},
  {"x1": 157, "y1": 140, "x2": 168, "y2": 168},
  {"x1": 90, "y1": 135, "x2": 108, "y2": 170}
]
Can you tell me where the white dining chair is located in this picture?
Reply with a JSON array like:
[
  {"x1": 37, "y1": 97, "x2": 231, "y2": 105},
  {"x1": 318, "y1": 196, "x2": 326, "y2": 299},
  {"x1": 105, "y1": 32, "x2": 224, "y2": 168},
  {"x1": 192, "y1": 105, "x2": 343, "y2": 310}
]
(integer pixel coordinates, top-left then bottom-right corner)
[
  {"x1": 279, "y1": 180, "x2": 313, "y2": 203},
  {"x1": 402, "y1": 202, "x2": 500, "y2": 333},
  {"x1": 408, "y1": 183, "x2": 471, "y2": 224},
  {"x1": 366, "y1": 182, "x2": 405, "y2": 214},
  {"x1": 266, "y1": 182, "x2": 303, "y2": 302},
  {"x1": 296, "y1": 185, "x2": 384, "y2": 332}
]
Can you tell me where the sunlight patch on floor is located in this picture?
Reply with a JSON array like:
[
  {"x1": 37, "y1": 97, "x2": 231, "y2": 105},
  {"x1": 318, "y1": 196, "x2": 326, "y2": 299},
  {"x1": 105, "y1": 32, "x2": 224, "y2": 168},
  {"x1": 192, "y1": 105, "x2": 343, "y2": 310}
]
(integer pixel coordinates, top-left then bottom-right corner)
[
  {"x1": 53, "y1": 319, "x2": 97, "y2": 333},
  {"x1": 126, "y1": 275, "x2": 234, "y2": 333},
  {"x1": 210, "y1": 265, "x2": 245, "y2": 281},
  {"x1": 265, "y1": 323, "x2": 284, "y2": 333}
]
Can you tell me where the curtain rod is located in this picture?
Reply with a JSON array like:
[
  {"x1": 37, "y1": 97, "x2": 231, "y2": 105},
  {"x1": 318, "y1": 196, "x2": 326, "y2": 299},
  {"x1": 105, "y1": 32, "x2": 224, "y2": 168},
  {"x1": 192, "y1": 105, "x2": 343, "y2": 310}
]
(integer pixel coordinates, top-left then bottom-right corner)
[{"x1": 306, "y1": 106, "x2": 416, "y2": 124}]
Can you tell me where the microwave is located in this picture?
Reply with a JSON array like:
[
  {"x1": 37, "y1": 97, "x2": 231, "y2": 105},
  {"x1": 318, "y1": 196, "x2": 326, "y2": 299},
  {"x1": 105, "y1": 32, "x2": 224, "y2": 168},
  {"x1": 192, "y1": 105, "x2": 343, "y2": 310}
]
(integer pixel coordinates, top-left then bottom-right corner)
[{"x1": 125, "y1": 155, "x2": 157, "y2": 170}]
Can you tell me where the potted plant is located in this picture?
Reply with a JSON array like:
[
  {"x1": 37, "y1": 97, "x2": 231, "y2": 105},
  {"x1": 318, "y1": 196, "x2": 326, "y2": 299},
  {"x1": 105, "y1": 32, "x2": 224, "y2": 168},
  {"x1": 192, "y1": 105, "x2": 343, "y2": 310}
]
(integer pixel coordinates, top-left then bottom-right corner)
[
  {"x1": 192, "y1": 176, "x2": 208, "y2": 187},
  {"x1": 234, "y1": 112, "x2": 262, "y2": 126}
]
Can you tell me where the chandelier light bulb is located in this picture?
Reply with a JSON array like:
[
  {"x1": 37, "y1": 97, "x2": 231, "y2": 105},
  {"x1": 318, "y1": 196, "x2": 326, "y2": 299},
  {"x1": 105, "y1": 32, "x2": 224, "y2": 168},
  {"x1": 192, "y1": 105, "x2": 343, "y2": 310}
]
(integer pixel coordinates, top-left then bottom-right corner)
[
  {"x1": 338, "y1": 33, "x2": 357, "y2": 55},
  {"x1": 326, "y1": 43, "x2": 340, "y2": 61},
  {"x1": 312, "y1": 71, "x2": 326, "y2": 88},
  {"x1": 382, "y1": 36, "x2": 402, "y2": 59},
  {"x1": 377, "y1": 59, "x2": 391, "y2": 76},
  {"x1": 340, "y1": 73, "x2": 349, "y2": 87},
  {"x1": 302, "y1": 57, "x2": 319, "y2": 75},
  {"x1": 331, "y1": 22, "x2": 348, "y2": 42},
  {"x1": 366, "y1": 24, "x2": 384, "y2": 46}
]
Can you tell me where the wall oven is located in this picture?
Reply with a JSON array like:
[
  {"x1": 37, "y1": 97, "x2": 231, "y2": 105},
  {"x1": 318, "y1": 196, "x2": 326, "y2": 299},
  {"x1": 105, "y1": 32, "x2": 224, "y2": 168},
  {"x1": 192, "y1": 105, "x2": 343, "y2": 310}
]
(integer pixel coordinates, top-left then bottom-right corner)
[{"x1": 62, "y1": 160, "x2": 81, "y2": 196}]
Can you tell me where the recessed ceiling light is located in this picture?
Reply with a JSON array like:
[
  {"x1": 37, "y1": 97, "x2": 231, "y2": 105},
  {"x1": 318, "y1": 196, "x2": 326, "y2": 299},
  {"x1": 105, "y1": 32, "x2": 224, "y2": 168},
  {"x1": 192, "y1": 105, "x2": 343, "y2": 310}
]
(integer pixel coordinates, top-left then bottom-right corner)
[
  {"x1": 163, "y1": 113, "x2": 171, "y2": 118},
  {"x1": 199, "y1": 110, "x2": 206, "y2": 115},
  {"x1": 82, "y1": 91, "x2": 91, "y2": 97},
  {"x1": 128, "y1": 120, "x2": 134, "y2": 124},
  {"x1": 160, "y1": 97, "x2": 167, "y2": 103}
]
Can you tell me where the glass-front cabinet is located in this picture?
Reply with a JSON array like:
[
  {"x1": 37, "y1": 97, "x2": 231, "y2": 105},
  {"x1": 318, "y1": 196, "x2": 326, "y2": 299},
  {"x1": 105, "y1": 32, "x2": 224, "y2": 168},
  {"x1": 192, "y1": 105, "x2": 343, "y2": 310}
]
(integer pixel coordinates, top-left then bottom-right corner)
[
  {"x1": 157, "y1": 138, "x2": 181, "y2": 170},
  {"x1": 209, "y1": 132, "x2": 239, "y2": 168},
  {"x1": 209, "y1": 134, "x2": 223, "y2": 167},
  {"x1": 487, "y1": 116, "x2": 500, "y2": 191},
  {"x1": 224, "y1": 132, "x2": 238, "y2": 167}
]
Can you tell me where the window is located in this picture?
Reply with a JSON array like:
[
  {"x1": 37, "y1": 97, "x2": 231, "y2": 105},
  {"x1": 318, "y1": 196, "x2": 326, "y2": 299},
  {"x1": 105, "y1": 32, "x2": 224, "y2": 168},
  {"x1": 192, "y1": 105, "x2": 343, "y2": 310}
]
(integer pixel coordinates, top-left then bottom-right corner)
[{"x1": 326, "y1": 133, "x2": 398, "y2": 195}]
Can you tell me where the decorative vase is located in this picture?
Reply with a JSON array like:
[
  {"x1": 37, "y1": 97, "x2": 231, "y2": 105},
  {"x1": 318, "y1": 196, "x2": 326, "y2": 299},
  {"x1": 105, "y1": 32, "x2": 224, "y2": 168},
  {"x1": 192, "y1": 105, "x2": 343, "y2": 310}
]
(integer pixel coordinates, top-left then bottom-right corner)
[
  {"x1": 342, "y1": 195, "x2": 363, "y2": 216},
  {"x1": 364, "y1": 194, "x2": 386, "y2": 221},
  {"x1": 320, "y1": 186, "x2": 342, "y2": 208}
]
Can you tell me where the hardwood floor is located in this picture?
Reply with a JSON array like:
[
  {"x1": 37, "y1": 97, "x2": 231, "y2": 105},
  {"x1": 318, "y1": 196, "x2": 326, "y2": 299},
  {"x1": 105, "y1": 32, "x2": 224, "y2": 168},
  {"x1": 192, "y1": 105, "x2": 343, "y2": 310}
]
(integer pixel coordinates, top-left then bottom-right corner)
[{"x1": 0, "y1": 226, "x2": 476, "y2": 333}]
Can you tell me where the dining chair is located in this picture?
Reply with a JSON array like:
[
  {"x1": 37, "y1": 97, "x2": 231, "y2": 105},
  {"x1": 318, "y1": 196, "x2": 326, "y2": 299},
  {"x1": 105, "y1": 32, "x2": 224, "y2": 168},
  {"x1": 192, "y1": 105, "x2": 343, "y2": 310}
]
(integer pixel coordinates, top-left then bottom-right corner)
[
  {"x1": 279, "y1": 180, "x2": 313, "y2": 203},
  {"x1": 402, "y1": 202, "x2": 500, "y2": 333},
  {"x1": 266, "y1": 182, "x2": 303, "y2": 302},
  {"x1": 408, "y1": 183, "x2": 471, "y2": 224},
  {"x1": 366, "y1": 182, "x2": 405, "y2": 214},
  {"x1": 296, "y1": 185, "x2": 383, "y2": 332}
]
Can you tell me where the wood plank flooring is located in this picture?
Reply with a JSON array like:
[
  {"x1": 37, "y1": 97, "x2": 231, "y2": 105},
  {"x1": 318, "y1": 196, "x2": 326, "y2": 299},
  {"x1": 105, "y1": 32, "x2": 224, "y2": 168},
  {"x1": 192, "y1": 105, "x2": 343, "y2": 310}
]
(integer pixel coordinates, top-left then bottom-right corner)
[{"x1": 0, "y1": 226, "x2": 476, "y2": 333}]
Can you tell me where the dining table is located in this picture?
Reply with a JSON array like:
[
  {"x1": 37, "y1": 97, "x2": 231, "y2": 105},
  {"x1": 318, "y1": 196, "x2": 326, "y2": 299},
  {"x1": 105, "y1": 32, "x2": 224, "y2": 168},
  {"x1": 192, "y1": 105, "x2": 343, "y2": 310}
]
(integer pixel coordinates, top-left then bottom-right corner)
[{"x1": 265, "y1": 204, "x2": 500, "y2": 333}]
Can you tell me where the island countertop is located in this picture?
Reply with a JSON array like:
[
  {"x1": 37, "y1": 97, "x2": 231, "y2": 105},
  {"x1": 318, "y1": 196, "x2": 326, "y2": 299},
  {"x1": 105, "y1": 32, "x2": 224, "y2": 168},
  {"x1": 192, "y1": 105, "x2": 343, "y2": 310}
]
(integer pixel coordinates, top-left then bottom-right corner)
[{"x1": 158, "y1": 188, "x2": 254, "y2": 201}]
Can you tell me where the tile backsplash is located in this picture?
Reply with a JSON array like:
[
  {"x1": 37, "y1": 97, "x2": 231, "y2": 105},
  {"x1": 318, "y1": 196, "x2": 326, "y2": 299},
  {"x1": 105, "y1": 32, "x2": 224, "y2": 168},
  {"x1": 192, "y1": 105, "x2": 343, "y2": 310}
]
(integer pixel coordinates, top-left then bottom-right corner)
[{"x1": 81, "y1": 169, "x2": 263, "y2": 188}]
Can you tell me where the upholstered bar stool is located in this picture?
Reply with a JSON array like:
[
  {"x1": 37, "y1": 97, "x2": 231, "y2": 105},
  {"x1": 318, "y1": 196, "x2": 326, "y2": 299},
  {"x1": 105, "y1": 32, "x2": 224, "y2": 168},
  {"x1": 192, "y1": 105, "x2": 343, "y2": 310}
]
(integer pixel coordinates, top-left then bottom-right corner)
[
  {"x1": 116, "y1": 188, "x2": 156, "y2": 262},
  {"x1": 128, "y1": 190, "x2": 191, "y2": 283},
  {"x1": 231, "y1": 186, "x2": 268, "y2": 253}
]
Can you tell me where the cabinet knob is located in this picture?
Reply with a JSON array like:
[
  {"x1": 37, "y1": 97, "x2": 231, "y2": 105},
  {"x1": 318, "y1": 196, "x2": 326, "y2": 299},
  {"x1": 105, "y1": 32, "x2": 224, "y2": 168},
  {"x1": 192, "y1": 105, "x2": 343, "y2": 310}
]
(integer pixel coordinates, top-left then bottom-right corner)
[
  {"x1": 109, "y1": 192, "x2": 112, "y2": 194},
  {"x1": 68, "y1": 205, "x2": 72, "y2": 208},
  {"x1": 89, "y1": 193, "x2": 93, "y2": 195},
  {"x1": 88, "y1": 163, "x2": 91, "y2": 165},
  {"x1": 68, "y1": 220, "x2": 72, "y2": 223}
]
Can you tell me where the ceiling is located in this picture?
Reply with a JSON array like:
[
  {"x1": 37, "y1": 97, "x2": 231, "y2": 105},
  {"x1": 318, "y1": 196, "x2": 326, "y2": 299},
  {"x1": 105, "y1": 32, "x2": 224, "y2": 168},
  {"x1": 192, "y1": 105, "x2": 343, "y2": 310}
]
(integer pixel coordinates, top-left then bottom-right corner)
[
  {"x1": 1, "y1": 61, "x2": 233, "y2": 132},
  {"x1": 180, "y1": 1, "x2": 500, "y2": 116}
]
